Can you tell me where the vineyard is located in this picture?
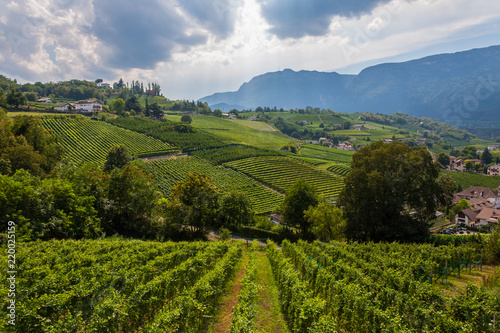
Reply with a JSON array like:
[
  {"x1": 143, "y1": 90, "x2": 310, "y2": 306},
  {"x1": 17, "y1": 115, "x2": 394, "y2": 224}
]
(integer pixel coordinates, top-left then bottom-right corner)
[
  {"x1": 109, "y1": 117, "x2": 226, "y2": 150},
  {"x1": 224, "y1": 156, "x2": 345, "y2": 199},
  {"x1": 326, "y1": 163, "x2": 351, "y2": 177},
  {"x1": 442, "y1": 170, "x2": 500, "y2": 190},
  {"x1": 299, "y1": 144, "x2": 354, "y2": 163},
  {"x1": 41, "y1": 116, "x2": 178, "y2": 164},
  {"x1": 144, "y1": 156, "x2": 283, "y2": 214},
  {"x1": 191, "y1": 145, "x2": 283, "y2": 165},
  {"x1": 267, "y1": 240, "x2": 496, "y2": 332},
  {"x1": 0, "y1": 239, "x2": 242, "y2": 333},
  {"x1": 2, "y1": 238, "x2": 496, "y2": 333}
]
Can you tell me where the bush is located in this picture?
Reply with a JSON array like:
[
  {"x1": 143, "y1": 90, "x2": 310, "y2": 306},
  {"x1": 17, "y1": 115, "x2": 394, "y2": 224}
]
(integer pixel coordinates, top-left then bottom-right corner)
[{"x1": 219, "y1": 227, "x2": 231, "y2": 241}]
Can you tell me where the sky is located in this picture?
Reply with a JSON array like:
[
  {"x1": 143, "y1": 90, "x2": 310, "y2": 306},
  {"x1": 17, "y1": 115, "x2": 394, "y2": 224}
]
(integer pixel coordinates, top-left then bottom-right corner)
[{"x1": 1, "y1": 0, "x2": 500, "y2": 100}]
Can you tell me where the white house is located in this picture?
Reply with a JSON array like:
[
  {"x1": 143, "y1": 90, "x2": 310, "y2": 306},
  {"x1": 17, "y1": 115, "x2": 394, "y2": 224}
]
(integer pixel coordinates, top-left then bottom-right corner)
[
  {"x1": 37, "y1": 97, "x2": 52, "y2": 103},
  {"x1": 74, "y1": 99, "x2": 103, "y2": 113},
  {"x1": 53, "y1": 102, "x2": 75, "y2": 112},
  {"x1": 455, "y1": 209, "x2": 478, "y2": 226},
  {"x1": 97, "y1": 82, "x2": 111, "y2": 89}
]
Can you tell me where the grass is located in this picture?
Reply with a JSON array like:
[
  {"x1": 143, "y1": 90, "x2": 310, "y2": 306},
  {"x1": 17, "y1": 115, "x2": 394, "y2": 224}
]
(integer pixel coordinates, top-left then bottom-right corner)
[
  {"x1": 208, "y1": 245, "x2": 250, "y2": 332},
  {"x1": 255, "y1": 250, "x2": 291, "y2": 333},
  {"x1": 433, "y1": 265, "x2": 496, "y2": 298},
  {"x1": 231, "y1": 119, "x2": 277, "y2": 132}
]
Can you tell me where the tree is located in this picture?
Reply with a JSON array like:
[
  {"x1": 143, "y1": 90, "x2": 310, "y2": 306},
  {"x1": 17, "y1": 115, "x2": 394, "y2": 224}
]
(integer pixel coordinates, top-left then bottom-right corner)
[
  {"x1": 281, "y1": 179, "x2": 318, "y2": 236},
  {"x1": 213, "y1": 109, "x2": 223, "y2": 117},
  {"x1": 448, "y1": 198, "x2": 471, "y2": 222},
  {"x1": 109, "y1": 98, "x2": 125, "y2": 113},
  {"x1": 436, "y1": 152, "x2": 450, "y2": 168},
  {"x1": 106, "y1": 165, "x2": 161, "y2": 237},
  {"x1": 168, "y1": 172, "x2": 219, "y2": 233},
  {"x1": 7, "y1": 88, "x2": 27, "y2": 107},
  {"x1": 0, "y1": 88, "x2": 7, "y2": 108},
  {"x1": 465, "y1": 160, "x2": 473, "y2": 171},
  {"x1": 125, "y1": 95, "x2": 142, "y2": 113},
  {"x1": 218, "y1": 191, "x2": 253, "y2": 226},
  {"x1": 181, "y1": 114, "x2": 192, "y2": 123},
  {"x1": 103, "y1": 144, "x2": 132, "y2": 172},
  {"x1": 150, "y1": 102, "x2": 163, "y2": 118},
  {"x1": 481, "y1": 147, "x2": 493, "y2": 165},
  {"x1": 338, "y1": 141, "x2": 456, "y2": 242},
  {"x1": 304, "y1": 200, "x2": 345, "y2": 241}
]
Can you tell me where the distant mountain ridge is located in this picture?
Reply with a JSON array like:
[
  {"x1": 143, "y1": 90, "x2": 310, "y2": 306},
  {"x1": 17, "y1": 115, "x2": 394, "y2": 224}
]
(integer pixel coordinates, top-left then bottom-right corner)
[{"x1": 200, "y1": 45, "x2": 500, "y2": 125}]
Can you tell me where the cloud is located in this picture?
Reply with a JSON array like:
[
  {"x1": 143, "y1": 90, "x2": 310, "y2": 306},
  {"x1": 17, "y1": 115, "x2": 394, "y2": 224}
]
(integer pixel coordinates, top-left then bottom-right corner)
[{"x1": 256, "y1": 0, "x2": 395, "y2": 38}]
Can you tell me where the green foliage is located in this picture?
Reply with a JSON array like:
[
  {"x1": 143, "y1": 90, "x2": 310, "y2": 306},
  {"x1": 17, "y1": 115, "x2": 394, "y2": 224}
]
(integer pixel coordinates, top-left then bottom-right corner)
[
  {"x1": 304, "y1": 200, "x2": 345, "y2": 241},
  {"x1": 109, "y1": 98, "x2": 125, "y2": 113},
  {"x1": 167, "y1": 172, "x2": 220, "y2": 233},
  {"x1": 180, "y1": 114, "x2": 192, "y2": 123},
  {"x1": 0, "y1": 115, "x2": 63, "y2": 176},
  {"x1": 484, "y1": 226, "x2": 500, "y2": 265},
  {"x1": 280, "y1": 143, "x2": 298, "y2": 153},
  {"x1": 218, "y1": 191, "x2": 254, "y2": 226},
  {"x1": 6, "y1": 88, "x2": 27, "y2": 107},
  {"x1": 482, "y1": 147, "x2": 493, "y2": 165},
  {"x1": 449, "y1": 198, "x2": 471, "y2": 221},
  {"x1": 339, "y1": 141, "x2": 456, "y2": 242},
  {"x1": 436, "y1": 152, "x2": 450, "y2": 167},
  {"x1": 281, "y1": 179, "x2": 319, "y2": 236},
  {"x1": 103, "y1": 144, "x2": 132, "y2": 172},
  {"x1": 218, "y1": 227, "x2": 232, "y2": 241},
  {"x1": 0, "y1": 169, "x2": 101, "y2": 240}
]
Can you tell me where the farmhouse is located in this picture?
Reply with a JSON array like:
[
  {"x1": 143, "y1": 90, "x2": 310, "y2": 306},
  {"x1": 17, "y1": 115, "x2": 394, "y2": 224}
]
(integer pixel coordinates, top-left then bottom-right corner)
[
  {"x1": 475, "y1": 208, "x2": 500, "y2": 226},
  {"x1": 449, "y1": 159, "x2": 464, "y2": 172},
  {"x1": 488, "y1": 164, "x2": 500, "y2": 176},
  {"x1": 74, "y1": 99, "x2": 103, "y2": 113},
  {"x1": 455, "y1": 186, "x2": 498, "y2": 202},
  {"x1": 37, "y1": 97, "x2": 52, "y2": 103},
  {"x1": 53, "y1": 102, "x2": 75, "y2": 112},
  {"x1": 455, "y1": 209, "x2": 478, "y2": 226},
  {"x1": 353, "y1": 124, "x2": 365, "y2": 130}
]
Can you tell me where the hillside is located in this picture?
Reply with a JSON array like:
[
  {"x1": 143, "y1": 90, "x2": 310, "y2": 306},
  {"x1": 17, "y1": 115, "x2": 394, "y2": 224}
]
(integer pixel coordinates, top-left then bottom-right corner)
[{"x1": 200, "y1": 45, "x2": 500, "y2": 127}]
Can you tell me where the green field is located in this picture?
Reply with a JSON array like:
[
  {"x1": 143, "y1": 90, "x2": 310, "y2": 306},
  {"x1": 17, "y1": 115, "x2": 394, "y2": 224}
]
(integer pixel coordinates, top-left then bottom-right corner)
[
  {"x1": 189, "y1": 115, "x2": 292, "y2": 149},
  {"x1": 41, "y1": 116, "x2": 179, "y2": 164},
  {"x1": 225, "y1": 156, "x2": 345, "y2": 199},
  {"x1": 145, "y1": 156, "x2": 283, "y2": 214},
  {"x1": 2, "y1": 238, "x2": 494, "y2": 333},
  {"x1": 442, "y1": 170, "x2": 500, "y2": 190}
]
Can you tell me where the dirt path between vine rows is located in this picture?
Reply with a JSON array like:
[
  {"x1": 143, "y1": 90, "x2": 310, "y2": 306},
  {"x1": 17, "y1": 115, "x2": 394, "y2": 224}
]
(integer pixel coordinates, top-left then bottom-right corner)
[{"x1": 209, "y1": 249, "x2": 250, "y2": 332}]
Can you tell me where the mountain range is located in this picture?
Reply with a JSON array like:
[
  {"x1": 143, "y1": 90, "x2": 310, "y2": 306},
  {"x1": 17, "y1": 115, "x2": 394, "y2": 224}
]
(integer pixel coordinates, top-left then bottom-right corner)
[{"x1": 200, "y1": 45, "x2": 500, "y2": 127}]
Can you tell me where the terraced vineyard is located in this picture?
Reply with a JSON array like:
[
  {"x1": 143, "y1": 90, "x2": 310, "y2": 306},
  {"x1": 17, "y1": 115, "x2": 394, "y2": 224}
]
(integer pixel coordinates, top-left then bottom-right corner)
[
  {"x1": 109, "y1": 117, "x2": 225, "y2": 150},
  {"x1": 224, "y1": 156, "x2": 345, "y2": 199},
  {"x1": 145, "y1": 156, "x2": 283, "y2": 214},
  {"x1": 0, "y1": 239, "x2": 242, "y2": 333},
  {"x1": 190, "y1": 145, "x2": 282, "y2": 165},
  {"x1": 299, "y1": 144, "x2": 354, "y2": 163},
  {"x1": 327, "y1": 163, "x2": 351, "y2": 176},
  {"x1": 41, "y1": 117, "x2": 178, "y2": 164}
]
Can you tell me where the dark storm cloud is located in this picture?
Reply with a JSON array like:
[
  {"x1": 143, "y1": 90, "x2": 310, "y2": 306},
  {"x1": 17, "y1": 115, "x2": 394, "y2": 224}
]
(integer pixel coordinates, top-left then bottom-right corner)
[
  {"x1": 257, "y1": 0, "x2": 393, "y2": 38},
  {"x1": 91, "y1": 0, "x2": 240, "y2": 69}
]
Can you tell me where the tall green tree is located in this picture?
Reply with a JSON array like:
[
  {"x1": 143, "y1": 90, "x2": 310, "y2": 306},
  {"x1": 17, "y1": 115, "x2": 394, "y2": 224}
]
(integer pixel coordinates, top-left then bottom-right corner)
[
  {"x1": 6, "y1": 88, "x2": 27, "y2": 107},
  {"x1": 304, "y1": 200, "x2": 345, "y2": 241},
  {"x1": 109, "y1": 98, "x2": 125, "y2": 113},
  {"x1": 338, "y1": 141, "x2": 455, "y2": 242},
  {"x1": 168, "y1": 172, "x2": 219, "y2": 233},
  {"x1": 103, "y1": 144, "x2": 132, "y2": 172},
  {"x1": 436, "y1": 152, "x2": 450, "y2": 168},
  {"x1": 481, "y1": 147, "x2": 493, "y2": 165},
  {"x1": 0, "y1": 88, "x2": 8, "y2": 108},
  {"x1": 218, "y1": 191, "x2": 253, "y2": 226},
  {"x1": 281, "y1": 179, "x2": 318, "y2": 236}
]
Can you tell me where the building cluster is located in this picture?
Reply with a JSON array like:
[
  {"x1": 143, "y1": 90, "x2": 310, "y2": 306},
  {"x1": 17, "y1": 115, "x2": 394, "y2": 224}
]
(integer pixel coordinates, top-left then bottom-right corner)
[{"x1": 454, "y1": 186, "x2": 500, "y2": 228}]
